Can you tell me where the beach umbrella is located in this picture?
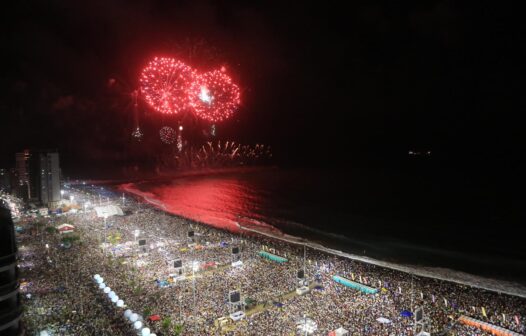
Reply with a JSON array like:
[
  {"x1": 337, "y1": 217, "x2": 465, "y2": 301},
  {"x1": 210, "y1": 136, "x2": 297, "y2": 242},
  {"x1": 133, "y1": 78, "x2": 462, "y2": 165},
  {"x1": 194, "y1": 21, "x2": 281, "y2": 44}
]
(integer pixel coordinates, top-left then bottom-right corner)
[
  {"x1": 104, "y1": 287, "x2": 111, "y2": 294},
  {"x1": 133, "y1": 321, "x2": 143, "y2": 330},
  {"x1": 39, "y1": 331, "x2": 50, "y2": 336},
  {"x1": 99, "y1": 283, "x2": 106, "y2": 289},
  {"x1": 124, "y1": 309, "x2": 132, "y2": 319},
  {"x1": 117, "y1": 299, "x2": 124, "y2": 307},
  {"x1": 108, "y1": 291, "x2": 116, "y2": 299},
  {"x1": 111, "y1": 295, "x2": 119, "y2": 303},
  {"x1": 93, "y1": 274, "x2": 101, "y2": 280},
  {"x1": 96, "y1": 277, "x2": 104, "y2": 284},
  {"x1": 141, "y1": 328, "x2": 151, "y2": 336}
]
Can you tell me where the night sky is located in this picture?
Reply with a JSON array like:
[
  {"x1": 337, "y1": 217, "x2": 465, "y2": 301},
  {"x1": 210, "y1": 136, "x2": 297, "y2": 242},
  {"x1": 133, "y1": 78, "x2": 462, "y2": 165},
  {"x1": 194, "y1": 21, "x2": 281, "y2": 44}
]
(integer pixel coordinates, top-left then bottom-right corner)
[{"x1": 0, "y1": 0, "x2": 523, "y2": 178}]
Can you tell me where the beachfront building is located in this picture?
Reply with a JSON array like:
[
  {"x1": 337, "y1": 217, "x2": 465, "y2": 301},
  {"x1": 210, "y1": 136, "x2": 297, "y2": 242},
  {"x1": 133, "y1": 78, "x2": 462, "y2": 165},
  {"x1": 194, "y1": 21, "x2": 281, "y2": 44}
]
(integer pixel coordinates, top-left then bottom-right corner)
[
  {"x1": 15, "y1": 150, "x2": 31, "y2": 200},
  {"x1": 0, "y1": 202, "x2": 22, "y2": 336},
  {"x1": 0, "y1": 169, "x2": 11, "y2": 193},
  {"x1": 15, "y1": 149, "x2": 62, "y2": 208}
]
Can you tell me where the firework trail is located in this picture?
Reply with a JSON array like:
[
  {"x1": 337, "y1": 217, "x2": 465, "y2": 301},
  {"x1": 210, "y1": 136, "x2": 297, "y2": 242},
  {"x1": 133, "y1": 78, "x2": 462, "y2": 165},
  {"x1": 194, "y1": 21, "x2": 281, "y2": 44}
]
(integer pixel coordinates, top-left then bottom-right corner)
[{"x1": 171, "y1": 141, "x2": 272, "y2": 169}]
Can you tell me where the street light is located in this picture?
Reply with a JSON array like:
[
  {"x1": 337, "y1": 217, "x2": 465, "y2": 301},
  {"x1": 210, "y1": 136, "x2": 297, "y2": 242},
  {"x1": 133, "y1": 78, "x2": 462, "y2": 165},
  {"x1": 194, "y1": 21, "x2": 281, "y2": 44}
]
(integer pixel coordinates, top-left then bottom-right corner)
[
  {"x1": 192, "y1": 261, "x2": 199, "y2": 335},
  {"x1": 102, "y1": 215, "x2": 108, "y2": 247}
]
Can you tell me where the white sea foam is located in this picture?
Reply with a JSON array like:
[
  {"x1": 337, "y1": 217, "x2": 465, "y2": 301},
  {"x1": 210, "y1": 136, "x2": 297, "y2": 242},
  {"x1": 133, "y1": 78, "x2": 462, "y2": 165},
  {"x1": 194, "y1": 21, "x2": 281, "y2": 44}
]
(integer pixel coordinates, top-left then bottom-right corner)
[{"x1": 237, "y1": 222, "x2": 526, "y2": 298}]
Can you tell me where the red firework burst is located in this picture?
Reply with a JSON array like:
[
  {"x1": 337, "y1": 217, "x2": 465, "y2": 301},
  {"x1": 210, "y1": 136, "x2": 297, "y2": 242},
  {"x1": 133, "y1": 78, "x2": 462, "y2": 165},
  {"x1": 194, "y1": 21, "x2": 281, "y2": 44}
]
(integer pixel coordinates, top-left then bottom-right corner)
[
  {"x1": 139, "y1": 57, "x2": 196, "y2": 115},
  {"x1": 188, "y1": 70, "x2": 241, "y2": 122}
]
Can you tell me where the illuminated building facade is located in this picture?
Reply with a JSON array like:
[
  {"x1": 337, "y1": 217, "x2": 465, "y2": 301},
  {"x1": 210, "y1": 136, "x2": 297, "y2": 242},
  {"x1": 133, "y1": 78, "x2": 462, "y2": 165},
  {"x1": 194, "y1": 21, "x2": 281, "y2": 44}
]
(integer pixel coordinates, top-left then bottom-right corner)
[
  {"x1": 15, "y1": 150, "x2": 61, "y2": 208},
  {"x1": 0, "y1": 203, "x2": 21, "y2": 335},
  {"x1": 15, "y1": 150, "x2": 31, "y2": 200}
]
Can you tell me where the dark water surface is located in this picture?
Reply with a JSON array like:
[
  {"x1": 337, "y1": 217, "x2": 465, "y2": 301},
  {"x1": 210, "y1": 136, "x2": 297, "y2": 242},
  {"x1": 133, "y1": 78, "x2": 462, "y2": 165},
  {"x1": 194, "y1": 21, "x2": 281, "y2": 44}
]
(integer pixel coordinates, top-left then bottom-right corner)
[{"x1": 132, "y1": 166, "x2": 526, "y2": 284}]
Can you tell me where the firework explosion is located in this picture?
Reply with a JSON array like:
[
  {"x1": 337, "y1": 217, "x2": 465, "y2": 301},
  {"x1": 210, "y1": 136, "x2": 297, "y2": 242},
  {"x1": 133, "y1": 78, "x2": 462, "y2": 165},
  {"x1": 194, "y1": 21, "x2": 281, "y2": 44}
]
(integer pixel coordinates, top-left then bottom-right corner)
[
  {"x1": 159, "y1": 126, "x2": 177, "y2": 144},
  {"x1": 138, "y1": 56, "x2": 241, "y2": 125},
  {"x1": 189, "y1": 70, "x2": 241, "y2": 122},
  {"x1": 131, "y1": 127, "x2": 143, "y2": 141},
  {"x1": 177, "y1": 133, "x2": 183, "y2": 151},
  {"x1": 139, "y1": 57, "x2": 196, "y2": 115},
  {"x1": 173, "y1": 141, "x2": 272, "y2": 169}
]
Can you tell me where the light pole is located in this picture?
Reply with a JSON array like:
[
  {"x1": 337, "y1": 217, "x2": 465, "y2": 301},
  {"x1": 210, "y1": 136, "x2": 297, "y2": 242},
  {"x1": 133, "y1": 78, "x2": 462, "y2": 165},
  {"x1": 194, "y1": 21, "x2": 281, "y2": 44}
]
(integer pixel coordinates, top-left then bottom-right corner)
[
  {"x1": 411, "y1": 273, "x2": 414, "y2": 318},
  {"x1": 178, "y1": 286, "x2": 182, "y2": 322},
  {"x1": 192, "y1": 261, "x2": 198, "y2": 335},
  {"x1": 303, "y1": 242, "x2": 307, "y2": 282},
  {"x1": 103, "y1": 215, "x2": 108, "y2": 248},
  {"x1": 134, "y1": 229, "x2": 140, "y2": 259},
  {"x1": 305, "y1": 314, "x2": 308, "y2": 336}
]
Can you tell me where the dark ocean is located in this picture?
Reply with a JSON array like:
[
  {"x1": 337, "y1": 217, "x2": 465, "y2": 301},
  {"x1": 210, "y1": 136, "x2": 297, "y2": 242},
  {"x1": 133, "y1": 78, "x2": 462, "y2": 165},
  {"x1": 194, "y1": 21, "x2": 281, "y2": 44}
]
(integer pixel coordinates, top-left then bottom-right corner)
[{"x1": 128, "y1": 165, "x2": 526, "y2": 287}]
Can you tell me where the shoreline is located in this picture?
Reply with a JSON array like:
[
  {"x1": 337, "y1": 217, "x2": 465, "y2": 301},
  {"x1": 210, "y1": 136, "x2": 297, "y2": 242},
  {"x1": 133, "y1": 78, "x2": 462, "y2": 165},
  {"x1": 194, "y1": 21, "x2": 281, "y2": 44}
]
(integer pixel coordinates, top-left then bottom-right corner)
[
  {"x1": 119, "y1": 181, "x2": 526, "y2": 299},
  {"x1": 73, "y1": 165, "x2": 278, "y2": 187}
]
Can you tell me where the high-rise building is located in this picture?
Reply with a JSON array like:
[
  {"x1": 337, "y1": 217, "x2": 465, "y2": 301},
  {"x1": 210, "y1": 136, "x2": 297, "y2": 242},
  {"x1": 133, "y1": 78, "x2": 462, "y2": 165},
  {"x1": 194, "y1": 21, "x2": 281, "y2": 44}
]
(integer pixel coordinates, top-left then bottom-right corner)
[
  {"x1": 0, "y1": 202, "x2": 22, "y2": 336},
  {"x1": 0, "y1": 169, "x2": 11, "y2": 193},
  {"x1": 15, "y1": 150, "x2": 61, "y2": 208},
  {"x1": 37, "y1": 151, "x2": 61, "y2": 208},
  {"x1": 15, "y1": 150, "x2": 31, "y2": 200}
]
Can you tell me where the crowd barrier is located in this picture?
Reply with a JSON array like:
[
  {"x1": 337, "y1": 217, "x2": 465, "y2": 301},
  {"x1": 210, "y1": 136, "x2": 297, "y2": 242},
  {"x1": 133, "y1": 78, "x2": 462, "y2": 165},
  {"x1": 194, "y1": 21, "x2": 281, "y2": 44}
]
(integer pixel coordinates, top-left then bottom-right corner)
[
  {"x1": 458, "y1": 315, "x2": 523, "y2": 336},
  {"x1": 332, "y1": 275, "x2": 378, "y2": 294},
  {"x1": 258, "y1": 251, "x2": 288, "y2": 263}
]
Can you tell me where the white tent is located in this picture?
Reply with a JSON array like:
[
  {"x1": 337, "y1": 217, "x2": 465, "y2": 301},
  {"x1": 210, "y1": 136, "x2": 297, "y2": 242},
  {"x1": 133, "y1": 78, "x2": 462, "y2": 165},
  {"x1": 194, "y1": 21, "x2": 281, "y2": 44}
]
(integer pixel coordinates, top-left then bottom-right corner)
[
  {"x1": 57, "y1": 223, "x2": 75, "y2": 233},
  {"x1": 297, "y1": 317, "x2": 317, "y2": 335},
  {"x1": 376, "y1": 317, "x2": 392, "y2": 324},
  {"x1": 95, "y1": 205, "x2": 124, "y2": 218},
  {"x1": 334, "y1": 327, "x2": 348, "y2": 336}
]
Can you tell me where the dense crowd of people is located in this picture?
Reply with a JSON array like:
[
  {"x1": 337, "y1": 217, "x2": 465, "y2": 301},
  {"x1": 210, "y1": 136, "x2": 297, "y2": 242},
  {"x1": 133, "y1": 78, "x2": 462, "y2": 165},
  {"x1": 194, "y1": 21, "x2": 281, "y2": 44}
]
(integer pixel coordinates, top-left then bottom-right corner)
[{"x1": 13, "y1": 187, "x2": 526, "y2": 335}]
